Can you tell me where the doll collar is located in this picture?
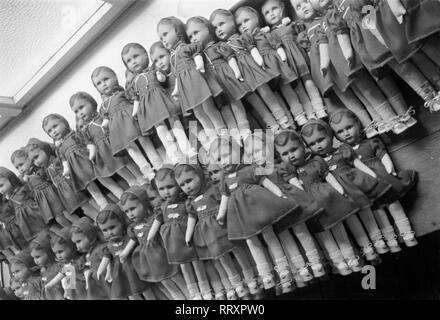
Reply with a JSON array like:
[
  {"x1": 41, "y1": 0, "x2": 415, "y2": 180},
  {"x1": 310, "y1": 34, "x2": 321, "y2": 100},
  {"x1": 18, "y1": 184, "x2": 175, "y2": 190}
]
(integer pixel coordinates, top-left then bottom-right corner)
[{"x1": 171, "y1": 40, "x2": 184, "y2": 52}]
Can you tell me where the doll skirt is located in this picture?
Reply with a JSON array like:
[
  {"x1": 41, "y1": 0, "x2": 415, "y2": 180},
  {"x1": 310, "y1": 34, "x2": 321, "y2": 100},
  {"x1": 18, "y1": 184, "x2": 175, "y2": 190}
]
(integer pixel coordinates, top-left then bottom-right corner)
[
  {"x1": 160, "y1": 220, "x2": 198, "y2": 264},
  {"x1": 66, "y1": 150, "x2": 97, "y2": 192},
  {"x1": 93, "y1": 135, "x2": 129, "y2": 178},
  {"x1": 138, "y1": 88, "x2": 174, "y2": 134},
  {"x1": 309, "y1": 45, "x2": 334, "y2": 96},
  {"x1": 87, "y1": 276, "x2": 111, "y2": 300},
  {"x1": 15, "y1": 204, "x2": 46, "y2": 241},
  {"x1": 110, "y1": 259, "x2": 150, "y2": 299},
  {"x1": 34, "y1": 183, "x2": 66, "y2": 224},
  {"x1": 262, "y1": 51, "x2": 298, "y2": 88},
  {"x1": 0, "y1": 217, "x2": 28, "y2": 250},
  {"x1": 402, "y1": 0, "x2": 440, "y2": 44},
  {"x1": 236, "y1": 51, "x2": 278, "y2": 91},
  {"x1": 50, "y1": 173, "x2": 89, "y2": 214},
  {"x1": 108, "y1": 106, "x2": 142, "y2": 157},
  {"x1": 281, "y1": 36, "x2": 311, "y2": 78}
]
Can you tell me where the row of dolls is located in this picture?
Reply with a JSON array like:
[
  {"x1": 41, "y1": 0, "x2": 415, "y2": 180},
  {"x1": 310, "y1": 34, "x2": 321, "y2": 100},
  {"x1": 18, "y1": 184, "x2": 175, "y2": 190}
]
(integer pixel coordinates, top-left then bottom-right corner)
[{"x1": 2, "y1": 108, "x2": 419, "y2": 300}]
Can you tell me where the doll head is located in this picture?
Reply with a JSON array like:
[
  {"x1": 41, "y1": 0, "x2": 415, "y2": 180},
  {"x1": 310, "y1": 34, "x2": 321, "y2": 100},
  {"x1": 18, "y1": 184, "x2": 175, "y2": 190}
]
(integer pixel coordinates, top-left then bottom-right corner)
[
  {"x1": 185, "y1": 16, "x2": 215, "y2": 46},
  {"x1": 24, "y1": 138, "x2": 55, "y2": 169},
  {"x1": 121, "y1": 43, "x2": 150, "y2": 74},
  {"x1": 329, "y1": 110, "x2": 363, "y2": 145},
  {"x1": 120, "y1": 186, "x2": 153, "y2": 223},
  {"x1": 154, "y1": 166, "x2": 181, "y2": 202},
  {"x1": 209, "y1": 137, "x2": 243, "y2": 174},
  {"x1": 96, "y1": 204, "x2": 128, "y2": 242},
  {"x1": 0, "y1": 167, "x2": 23, "y2": 195},
  {"x1": 157, "y1": 16, "x2": 188, "y2": 50},
  {"x1": 10, "y1": 278, "x2": 24, "y2": 299},
  {"x1": 91, "y1": 66, "x2": 120, "y2": 97},
  {"x1": 145, "y1": 182, "x2": 163, "y2": 209},
  {"x1": 42, "y1": 113, "x2": 71, "y2": 141},
  {"x1": 290, "y1": 0, "x2": 316, "y2": 21},
  {"x1": 50, "y1": 227, "x2": 78, "y2": 263},
  {"x1": 235, "y1": 6, "x2": 262, "y2": 35},
  {"x1": 275, "y1": 130, "x2": 307, "y2": 166},
  {"x1": 150, "y1": 41, "x2": 171, "y2": 73},
  {"x1": 30, "y1": 231, "x2": 55, "y2": 268},
  {"x1": 9, "y1": 250, "x2": 39, "y2": 282},
  {"x1": 70, "y1": 217, "x2": 99, "y2": 253},
  {"x1": 69, "y1": 91, "x2": 98, "y2": 124},
  {"x1": 301, "y1": 119, "x2": 334, "y2": 156},
  {"x1": 261, "y1": 0, "x2": 287, "y2": 26},
  {"x1": 11, "y1": 148, "x2": 33, "y2": 176},
  {"x1": 206, "y1": 162, "x2": 223, "y2": 184},
  {"x1": 210, "y1": 9, "x2": 238, "y2": 41},
  {"x1": 174, "y1": 164, "x2": 205, "y2": 197}
]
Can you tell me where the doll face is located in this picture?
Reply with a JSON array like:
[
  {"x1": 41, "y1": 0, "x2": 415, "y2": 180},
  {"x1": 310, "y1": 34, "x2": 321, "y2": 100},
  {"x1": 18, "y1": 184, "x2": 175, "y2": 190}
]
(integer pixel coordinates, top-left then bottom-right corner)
[
  {"x1": 261, "y1": 0, "x2": 285, "y2": 26},
  {"x1": 12, "y1": 156, "x2": 33, "y2": 176},
  {"x1": 52, "y1": 242, "x2": 75, "y2": 263},
  {"x1": 11, "y1": 281, "x2": 24, "y2": 299},
  {"x1": 302, "y1": 128, "x2": 333, "y2": 156},
  {"x1": 175, "y1": 169, "x2": 202, "y2": 197},
  {"x1": 123, "y1": 47, "x2": 150, "y2": 74},
  {"x1": 146, "y1": 187, "x2": 163, "y2": 208},
  {"x1": 27, "y1": 147, "x2": 50, "y2": 168},
  {"x1": 98, "y1": 217, "x2": 125, "y2": 241},
  {"x1": 30, "y1": 248, "x2": 51, "y2": 268},
  {"x1": 275, "y1": 139, "x2": 306, "y2": 166},
  {"x1": 158, "y1": 23, "x2": 180, "y2": 51},
  {"x1": 211, "y1": 14, "x2": 237, "y2": 40},
  {"x1": 290, "y1": 0, "x2": 315, "y2": 21},
  {"x1": 0, "y1": 177, "x2": 13, "y2": 195},
  {"x1": 122, "y1": 198, "x2": 147, "y2": 222},
  {"x1": 186, "y1": 20, "x2": 212, "y2": 46},
  {"x1": 92, "y1": 69, "x2": 119, "y2": 96},
  {"x1": 155, "y1": 174, "x2": 180, "y2": 201},
  {"x1": 71, "y1": 232, "x2": 93, "y2": 253},
  {"x1": 308, "y1": 0, "x2": 331, "y2": 11},
  {"x1": 43, "y1": 118, "x2": 69, "y2": 141},
  {"x1": 207, "y1": 163, "x2": 223, "y2": 183},
  {"x1": 331, "y1": 115, "x2": 362, "y2": 145},
  {"x1": 10, "y1": 263, "x2": 31, "y2": 282},
  {"x1": 151, "y1": 47, "x2": 171, "y2": 73},
  {"x1": 71, "y1": 98, "x2": 96, "y2": 123},
  {"x1": 235, "y1": 10, "x2": 260, "y2": 35}
]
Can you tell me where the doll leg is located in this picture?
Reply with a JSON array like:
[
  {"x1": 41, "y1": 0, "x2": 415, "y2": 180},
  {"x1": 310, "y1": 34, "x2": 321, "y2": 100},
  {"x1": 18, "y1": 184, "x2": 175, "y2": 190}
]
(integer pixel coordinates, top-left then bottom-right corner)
[
  {"x1": 231, "y1": 246, "x2": 260, "y2": 295},
  {"x1": 201, "y1": 98, "x2": 227, "y2": 134},
  {"x1": 420, "y1": 34, "x2": 440, "y2": 71},
  {"x1": 292, "y1": 82, "x2": 313, "y2": 120},
  {"x1": 116, "y1": 166, "x2": 138, "y2": 187},
  {"x1": 169, "y1": 117, "x2": 197, "y2": 158},
  {"x1": 170, "y1": 272, "x2": 191, "y2": 299},
  {"x1": 256, "y1": 84, "x2": 289, "y2": 126},
  {"x1": 85, "y1": 182, "x2": 108, "y2": 210},
  {"x1": 192, "y1": 105, "x2": 217, "y2": 141},
  {"x1": 244, "y1": 93, "x2": 278, "y2": 130},
  {"x1": 373, "y1": 209, "x2": 401, "y2": 252},
  {"x1": 230, "y1": 100, "x2": 251, "y2": 139},
  {"x1": 152, "y1": 283, "x2": 172, "y2": 300},
  {"x1": 302, "y1": 75, "x2": 327, "y2": 117},
  {"x1": 136, "y1": 137, "x2": 164, "y2": 170},
  {"x1": 191, "y1": 260, "x2": 212, "y2": 300},
  {"x1": 292, "y1": 223, "x2": 325, "y2": 278},
  {"x1": 387, "y1": 201, "x2": 417, "y2": 247},
  {"x1": 140, "y1": 287, "x2": 157, "y2": 300},
  {"x1": 204, "y1": 260, "x2": 226, "y2": 300},
  {"x1": 330, "y1": 222, "x2": 363, "y2": 272},
  {"x1": 180, "y1": 263, "x2": 202, "y2": 300},
  {"x1": 410, "y1": 52, "x2": 440, "y2": 91},
  {"x1": 218, "y1": 254, "x2": 249, "y2": 298},
  {"x1": 156, "y1": 122, "x2": 183, "y2": 165},
  {"x1": 212, "y1": 259, "x2": 236, "y2": 300},
  {"x1": 357, "y1": 208, "x2": 388, "y2": 254},
  {"x1": 344, "y1": 214, "x2": 378, "y2": 262},
  {"x1": 97, "y1": 177, "x2": 125, "y2": 200},
  {"x1": 161, "y1": 278, "x2": 186, "y2": 300},
  {"x1": 278, "y1": 84, "x2": 306, "y2": 125},
  {"x1": 126, "y1": 144, "x2": 154, "y2": 180},
  {"x1": 220, "y1": 105, "x2": 240, "y2": 140},
  {"x1": 246, "y1": 236, "x2": 275, "y2": 289}
]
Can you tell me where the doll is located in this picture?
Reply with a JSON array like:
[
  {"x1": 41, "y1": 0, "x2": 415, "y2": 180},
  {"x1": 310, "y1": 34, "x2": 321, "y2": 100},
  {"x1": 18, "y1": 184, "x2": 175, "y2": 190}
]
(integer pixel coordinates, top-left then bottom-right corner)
[
  {"x1": 96, "y1": 204, "x2": 154, "y2": 300},
  {"x1": 91, "y1": 66, "x2": 163, "y2": 180},
  {"x1": 70, "y1": 91, "x2": 143, "y2": 188},
  {"x1": 0, "y1": 195, "x2": 27, "y2": 258},
  {"x1": 45, "y1": 227, "x2": 88, "y2": 300},
  {"x1": 120, "y1": 186, "x2": 189, "y2": 300},
  {"x1": 329, "y1": 109, "x2": 417, "y2": 248},
  {"x1": 0, "y1": 167, "x2": 46, "y2": 242},
  {"x1": 29, "y1": 231, "x2": 64, "y2": 300},
  {"x1": 261, "y1": 0, "x2": 328, "y2": 123},
  {"x1": 42, "y1": 113, "x2": 111, "y2": 210},
  {"x1": 147, "y1": 167, "x2": 214, "y2": 300},
  {"x1": 157, "y1": 16, "x2": 228, "y2": 141},
  {"x1": 10, "y1": 250, "x2": 45, "y2": 300}
]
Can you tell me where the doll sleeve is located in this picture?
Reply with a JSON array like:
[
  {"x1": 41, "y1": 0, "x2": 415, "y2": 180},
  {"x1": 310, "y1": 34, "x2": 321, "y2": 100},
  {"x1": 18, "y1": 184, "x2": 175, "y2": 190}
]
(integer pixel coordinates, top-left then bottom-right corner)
[
  {"x1": 370, "y1": 138, "x2": 388, "y2": 159},
  {"x1": 250, "y1": 164, "x2": 266, "y2": 185},
  {"x1": 313, "y1": 156, "x2": 330, "y2": 178},
  {"x1": 347, "y1": 0, "x2": 374, "y2": 11},
  {"x1": 339, "y1": 143, "x2": 357, "y2": 164},
  {"x1": 217, "y1": 42, "x2": 235, "y2": 61},
  {"x1": 185, "y1": 199, "x2": 199, "y2": 220},
  {"x1": 155, "y1": 205, "x2": 165, "y2": 223},
  {"x1": 220, "y1": 177, "x2": 231, "y2": 197},
  {"x1": 127, "y1": 224, "x2": 139, "y2": 243},
  {"x1": 278, "y1": 162, "x2": 298, "y2": 183},
  {"x1": 187, "y1": 42, "x2": 203, "y2": 58},
  {"x1": 241, "y1": 33, "x2": 256, "y2": 51},
  {"x1": 266, "y1": 32, "x2": 283, "y2": 50},
  {"x1": 297, "y1": 30, "x2": 312, "y2": 51},
  {"x1": 326, "y1": 7, "x2": 350, "y2": 35}
]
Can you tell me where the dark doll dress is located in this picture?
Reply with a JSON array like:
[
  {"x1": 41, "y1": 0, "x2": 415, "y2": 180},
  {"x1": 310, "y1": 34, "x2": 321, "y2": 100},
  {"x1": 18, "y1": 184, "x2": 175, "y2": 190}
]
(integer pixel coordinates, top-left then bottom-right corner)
[
  {"x1": 47, "y1": 157, "x2": 89, "y2": 214},
  {"x1": 129, "y1": 217, "x2": 180, "y2": 282},
  {"x1": 352, "y1": 138, "x2": 416, "y2": 198},
  {"x1": 84, "y1": 114, "x2": 130, "y2": 178},
  {"x1": 57, "y1": 130, "x2": 96, "y2": 192},
  {"x1": 0, "y1": 198, "x2": 27, "y2": 250},
  {"x1": 164, "y1": 72, "x2": 184, "y2": 116},
  {"x1": 41, "y1": 263, "x2": 64, "y2": 300},
  {"x1": 227, "y1": 33, "x2": 278, "y2": 91},
  {"x1": 170, "y1": 41, "x2": 223, "y2": 114},
  {"x1": 291, "y1": 156, "x2": 361, "y2": 230},
  {"x1": 21, "y1": 277, "x2": 45, "y2": 300},
  {"x1": 100, "y1": 90, "x2": 142, "y2": 157},
  {"x1": 84, "y1": 241, "x2": 112, "y2": 300},
  {"x1": 157, "y1": 197, "x2": 199, "y2": 264},
  {"x1": 203, "y1": 41, "x2": 251, "y2": 104},
  {"x1": 252, "y1": 28, "x2": 298, "y2": 88},
  {"x1": 132, "y1": 68, "x2": 174, "y2": 134},
  {"x1": 400, "y1": 0, "x2": 440, "y2": 44},
  {"x1": 220, "y1": 164, "x2": 300, "y2": 240},
  {"x1": 105, "y1": 235, "x2": 150, "y2": 299},
  {"x1": 323, "y1": 144, "x2": 397, "y2": 209},
  {"x1": 186, "y1": 183, "x2": 236, "y2": 259}
]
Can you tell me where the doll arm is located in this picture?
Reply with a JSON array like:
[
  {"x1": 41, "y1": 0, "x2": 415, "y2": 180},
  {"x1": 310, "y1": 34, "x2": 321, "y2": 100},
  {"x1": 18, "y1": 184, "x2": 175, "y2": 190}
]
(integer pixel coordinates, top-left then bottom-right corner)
[
  {"x1": 171, "y1": 78, "x2": 179, "y2": 100},
  {"x1": 96, "y1": 256, "x2": 110, "y2": 281},
  {"x1": 282, "y1": 17, "x2": 291, "y2": 26},
  {"x1": 194, "y1": 55, "x2": 205, "y2": 73},
  {"x1": 216, "y1": 195, "x2": 229, "y2": 225},
  {"x1": 132, "y1": 99, "x2": 140, "y2": 118},
  {"x1": 289, "y1": 177, "x2": 305, "y2": 191},
  {"x1": 380, "y1": 153, "x2": 396, "y2": 175},
  {"x1": 319, "y1": 43, "x2": 330, "y2": 77},
  {"x1": 185, "y1": 216, "x2": 196, "y2": 246},
  {"x1": 228, "y1": 57, "x2": 244, "y2": 81},
  {"x1": 325, "y1": 173, "x2": 346, "y2": 196},
  {"x1": 62, "y1": 161, "x2": 71, "y2": 178},
  {"x1": 261, "y1": 177, "x2": 287, "y2": 198},
  {"x1": 276, "y1": 47, "x2": 287, "y2": 62},
  {"x1": 250, "y1": 47, "x2": 265, "y2": 69},
  {"x1": 117, "y1": 239, "x2": 137, "y2": 264},
  {"x1": 83, "y1": 269, "x2": 91, "y2": 290},
  {"x1": 101, "y1": 118, "x2": 109, "y2": 130},
  {"x1": 156, "y1": 70, "x2": 167, "y2": 83},
  {"x1": 353, "y1": 158, "x2": 377, "y2": 178},
  {"x1": 336, "y1": 33, "x2": 354, "y2": 67},
  {"x1": 147, "y1": 219, "x2": 162, "y2": 245},
  {"x1": 104, "y1": 263, "x2": 112, "y2": 283},
  {"x1": 87, "y1": 144, "x2": 97, "y2": 163},
  {"x1": 44, "y1": 272, "x2": 65, "y2": 289},
  {"x1": 387, "y1": 0, "x2": 406, "y2": 24}
]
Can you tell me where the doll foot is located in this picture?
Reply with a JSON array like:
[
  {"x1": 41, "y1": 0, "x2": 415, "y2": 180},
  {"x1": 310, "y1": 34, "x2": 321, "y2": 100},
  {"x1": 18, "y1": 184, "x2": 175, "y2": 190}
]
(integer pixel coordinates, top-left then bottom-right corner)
[
  {"x1": 201, "y1": 290, "x2": 213, "y2": 300},
  {"x1": 294, "y1": 113, "x2": 308, "y2": 127},
  {"x1": 261, "y1": 273, "x2": 276, "y2": 289},
  {"x1": 401, "y1": 231, "x2": 418, "y2": 247},
  {"x1": 386, "y1": 237, "x2": 402, "y2": 253},
  {"x1": 376, "y1": 120, "x2": 393, "y2": 134},
  {"x1": 335, "y1": 261, "x2": 352, "y2": 276},
  {"x1": 361, "y1": 244, "x2": 378, "y2": 261},
  {"x1": 214, "y1": 290, "x2": 226, "y2": 300},
  {"x1": 191, "y1": 293, "x2": 203, "y2": 300},
  {"x1": 424, "y1": 93, "x2": 440, "y2": 112},
  {"x1": 234, "y1": 283, "x2": 250, "y2": 298},
  {"x1": 293, "y1": 274, "x2": 307, "y2": 288},
  {"x1": 267, "y1": 124, "x2": 282, "y2": 135},
  {"x1": 298, "y1": 266, "x2": 314, "y2": 282},
  {"x1": 276, "y1": 279, "x2": 296, "y2": 295},
  {"x1": 315, "y1": 108, "x2": 328, "y2": 119},
  {"x1": 365, "y1": 124, "x2": 379, "y2": 139},
  {"x1": 245, "y1": 278, "x2": 261, "y2": 295},
  {"x1": 226, "y1": 289, "x2": 238, "y2": 300},
  {"x1": 374, "y1": 239, "x2": 390, "y2": 254},
  {"x1": 310, "y1": 262, "x2": 326, "y2": 278},
  {"x1": 391, "y1": 119, "x2": 409, "y2": 135},
  {"x1": 346, "y1": 256, "x2": 363, "y2": 272},
  {"x1": 279, "y1": 116, "x2": 295, "y2": 130}
]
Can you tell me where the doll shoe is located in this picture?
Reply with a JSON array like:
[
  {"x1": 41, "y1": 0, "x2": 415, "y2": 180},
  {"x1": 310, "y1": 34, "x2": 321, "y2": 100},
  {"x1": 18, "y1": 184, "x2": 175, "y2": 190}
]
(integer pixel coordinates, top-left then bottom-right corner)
[
  {"x1": 401, "y1": 231, "x2": 418, "y2": 247},
  {"x1": 214, "y1": 290, "x2": 226, "y2": 300},
  {"x1": 226, "y1": 289, "x2": 238, "y2": 300},
  {"x1": 298, "y1": 266, "x2": 314, "y2": 282},
  {"x1": 261, "y1": 273, "x2": 276, "y2": 289},
  {"x1": 347, "y1": 256, "x2": 363, "y2": 272},
  {"x1": 336, "y1": 261, "x2": 352, "y2": 276},
  {"x1": 374, "y1": 239, "x2": 390, "y2": 254},
  {"x1": 386, "y1": 237, "x2": 402, "y2": 253},
  {"x1": 278, "y1": 279, "x2": 296, "y2": 295},
  {"x1": 202, "y1": 291, "x2": 213, "y2": 300},
  {"x1": 391, "y1": 120, "x2": 408, "y2": 135},
  {"x1": 361, "y1": 244, "x2": 378, "y2": 261},
  {"x1": 268, "y1": 123, "x2": 282, "y2": 135},
  {"x1": 315, "y1": 108, "x2": 328, "y2": 119},
  {"x1": 424, "y1": 96, "x2": 440, "y2": 112},
  {"x1": 246, "y1": 278, "x2": 261, "y2": 295},
  {"x1": 294, "y1": 113, "x2": 308, "y2": 127},
  {"x1": 191, "y1": 293, "x2": 203, "y2": 300},
  {"x1": 311, "y1": 263, "x2": 326, "y2": 278},
  {"x1": 293, "y1": 274, "x2": 307, "y2": 288},
  {"x1": 364, "y1": 122, "x2": 379, "y2": 138},
  {"x1": 234, "y1": 283, "x2": 250, "y2": 298},
  {"x1": 376, "y1": 120, "x2": 393, "y2": 134}
]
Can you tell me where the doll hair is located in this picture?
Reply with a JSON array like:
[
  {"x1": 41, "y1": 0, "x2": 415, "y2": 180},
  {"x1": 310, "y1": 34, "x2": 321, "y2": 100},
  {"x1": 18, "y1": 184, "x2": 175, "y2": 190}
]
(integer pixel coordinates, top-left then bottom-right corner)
[
  {"x1": 29, "y1": 231, "x2": 53, "y2": 252},
  {"x1": 234, "y1": 6, "x2": 261, "y2": 26},
  {"x1": 10, "y1": 148, "x2": 28, "y2": 165},
  {"x1": 300, "y1": 119, "x2": 334, "y2": 140},
  {"x1": 120, "y1": 187, "x2": 154, "y2": 216},
  {"x1": 154, "y1": 166, "x2": 176, "y2": 186},
  {"x1": 49, "y1": 232, "x2": 75, "y2": 250},
  {"x1": 42, "y1": 113, "x2": 71, "y2": 134},
  {"x1": 209, "y1": 8, "x2": 234, "y2": 22},
  {"x1": 173, "y1": 164, "x2": 198, "y2": 180},
  {"x1": 121, "y1": 43, "x2": 149, "y2": 70},
  {"x1": 186, "y1": 16, "x2": 216, "y2": 39},
  {"x1": 157, "y1": 16, "x2": 189, "y2": 43},
  {"x1": 0, "y1": 167, "x2": 24, "y2": 190},
  {"x1": 70, "y1": 217, "x2": 99, "y2": 242},
  {"x1": 149, "y1": 41, "x2": 168, "y2": 57},
  {"x1": 9, "y1": 250, "x2": 39, "y2": 274},
  {"x1": 329, "y1": 110, "x2": 363, "y2": 128},
  {"x1": 120, "y1": 192, "x2": 140, "y2": 207},
  {"x1": 274, "y1": 130, "x2": 303, "y2": 147},
  {"x1": 96, "y1": 204, "x2": 128, "y2": 231},
  {"x1": 69, "y1": 91, "x2": 98, "y2": 113},
  {"x1": 91, "y1": 66, "x2": 117, "y2": 81}
]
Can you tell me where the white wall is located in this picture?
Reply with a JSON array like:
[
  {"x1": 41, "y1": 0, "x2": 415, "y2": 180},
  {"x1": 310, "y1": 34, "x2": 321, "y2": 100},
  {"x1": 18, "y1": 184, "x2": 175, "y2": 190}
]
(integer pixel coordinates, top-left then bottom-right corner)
[{"x1": 0, "y1": 0, "x2": 238, "y2": 172}]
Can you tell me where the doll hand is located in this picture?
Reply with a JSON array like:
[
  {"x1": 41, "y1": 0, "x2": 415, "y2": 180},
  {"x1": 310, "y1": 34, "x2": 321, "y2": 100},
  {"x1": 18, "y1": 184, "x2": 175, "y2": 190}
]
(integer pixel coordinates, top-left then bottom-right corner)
[
  {"x1": 117, "y1": 251, "x2": 128, "y2": 264},
  {"x1": 194, "y1": 55, "x2": 205, "y2": 73},
  {"x1": 62, "y1": 165, "x2": 71, "y2": 179},
  {"x1": 156, "y1": 70, "x2": 167, "y2": 83},
  {"x1": 282, "y1": 17, "x2": 291, "y2": 26},
  {"x1": 185, "y1": 234, "x2": 192, "y2": 247},
  {"x1": 54, "y1": 140, "x2": 62, "y2": 148},
  {"x1": 216, "y1": 213, "x2": 226, "y2": 226},
  {"x1": 171, "y1": 85, "x2": 179, "y2": 100},
  {"x1": 277, "y1": 48, "x2": 287, "y2": 62},
  {"x1": 388, "y1": 0, "x2": 406, "y2": 24},
  {"x1": 101, "y1": 118, "x2": 109, "y2": 129},
  {"x1": 320, "y1": 66, "x2": 328, "y2": 77},
  {"x1": 280, "y1": 194, "x2": 288, "y2": 199},
  {"x1": 104, "y1": 270, "x2": 112, "y2": 283},
  {"x1": 234, "y1": 70, "x2": 244, "y2": 82},
  {"x1": 260, "y1": 26, "x2": 270, "y2": 33},
  {"x1": 22, "y1": 174, "x2": 30, "y2": 183}
]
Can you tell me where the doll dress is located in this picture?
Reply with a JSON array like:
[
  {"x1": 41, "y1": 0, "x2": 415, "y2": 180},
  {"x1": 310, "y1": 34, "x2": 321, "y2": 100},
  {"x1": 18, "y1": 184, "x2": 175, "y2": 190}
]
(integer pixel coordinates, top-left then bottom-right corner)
[
  {"x1": 83, "y1": 241, "x2": 111, "y2": 300},
  {"x1": 0, "y1": 199, "x2": 27, "y2": 250},
  {"x1": 41, "y1": 263, "x2": 64, "y2": 300},
  {"x1": 400, "y1": 0, "x2": 440, "y2": 44}
]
